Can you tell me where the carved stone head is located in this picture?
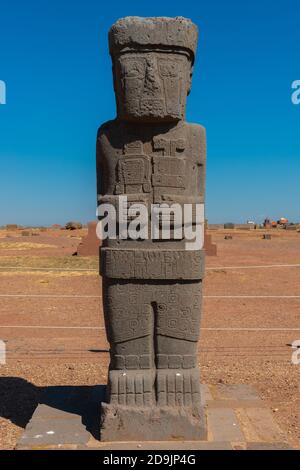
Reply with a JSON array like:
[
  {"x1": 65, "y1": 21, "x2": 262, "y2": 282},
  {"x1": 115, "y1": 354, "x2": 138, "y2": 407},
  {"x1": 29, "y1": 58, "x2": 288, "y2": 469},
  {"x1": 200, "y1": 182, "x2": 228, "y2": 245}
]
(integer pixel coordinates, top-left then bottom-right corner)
[{"x1": 109, "y1": 17, "x2": 198, "y2": 122}]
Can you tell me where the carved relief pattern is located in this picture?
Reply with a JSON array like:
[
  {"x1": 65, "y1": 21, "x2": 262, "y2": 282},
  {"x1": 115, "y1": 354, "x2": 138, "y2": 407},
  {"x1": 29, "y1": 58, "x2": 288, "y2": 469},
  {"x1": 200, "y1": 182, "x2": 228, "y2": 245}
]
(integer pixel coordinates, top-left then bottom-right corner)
[{"x1": 98, "y1": 18, "x2": 206, "y2": 434}]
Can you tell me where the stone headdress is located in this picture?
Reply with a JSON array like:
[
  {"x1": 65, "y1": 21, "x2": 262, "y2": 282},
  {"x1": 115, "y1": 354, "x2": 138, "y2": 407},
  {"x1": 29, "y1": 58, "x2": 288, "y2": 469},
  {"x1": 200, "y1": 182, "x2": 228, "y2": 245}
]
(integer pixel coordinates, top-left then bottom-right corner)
[{"x1": 109, "y1": 16, "x2": 198, "y2": 64}]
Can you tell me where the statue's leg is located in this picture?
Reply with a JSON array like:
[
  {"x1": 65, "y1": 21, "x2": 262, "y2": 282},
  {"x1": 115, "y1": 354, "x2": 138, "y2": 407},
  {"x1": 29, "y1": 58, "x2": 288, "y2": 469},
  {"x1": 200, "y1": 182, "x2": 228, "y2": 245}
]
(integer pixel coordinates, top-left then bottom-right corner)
[
  {"x1": 103, "y1": 279, "x2": 155, "y2": 406},
  {"x1": 155, "y1": 281, "x2": 202, "y2": 409},
  {"x1": 101, "y1": 280, "x2": 206, "y2": 440}
]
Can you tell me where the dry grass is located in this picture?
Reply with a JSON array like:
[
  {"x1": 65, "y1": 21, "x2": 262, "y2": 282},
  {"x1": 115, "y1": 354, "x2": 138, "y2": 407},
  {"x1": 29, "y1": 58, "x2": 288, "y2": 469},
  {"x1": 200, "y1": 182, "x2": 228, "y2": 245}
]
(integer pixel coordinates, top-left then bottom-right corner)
[
  {"x1": 0, "y1": 243, "x2": 56, "y2": 250},
  {"x1": 0, "y1": 270, "x2": 97, "y2": 277},
  {"x1": 0, "y1": 256, "x2": 98, "y2": 270},
  {"x1": 0, "y1": 229, "x2": 299, "y2": 449}
]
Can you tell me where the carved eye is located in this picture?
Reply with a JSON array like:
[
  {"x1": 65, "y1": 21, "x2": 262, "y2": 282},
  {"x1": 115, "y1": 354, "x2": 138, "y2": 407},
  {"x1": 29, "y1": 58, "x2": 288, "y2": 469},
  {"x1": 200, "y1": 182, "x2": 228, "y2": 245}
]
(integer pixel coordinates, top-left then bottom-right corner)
[
  {"x1": 121, "y1": 59, "x2": 145, "y2": 78},
  {"x1": 158, "y1": 60, "x2": 179, "y2": 77},
  {"x1": 158, "y1": 304, "x2": 167, "y2": 312}
]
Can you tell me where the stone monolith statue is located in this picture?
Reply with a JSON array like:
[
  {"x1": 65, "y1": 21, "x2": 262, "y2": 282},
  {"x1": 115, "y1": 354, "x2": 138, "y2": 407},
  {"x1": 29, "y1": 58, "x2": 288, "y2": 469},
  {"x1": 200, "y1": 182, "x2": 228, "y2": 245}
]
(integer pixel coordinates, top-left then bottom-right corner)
[{"x1": 97, "y1": 16, "x2": 206, "y2": 441}]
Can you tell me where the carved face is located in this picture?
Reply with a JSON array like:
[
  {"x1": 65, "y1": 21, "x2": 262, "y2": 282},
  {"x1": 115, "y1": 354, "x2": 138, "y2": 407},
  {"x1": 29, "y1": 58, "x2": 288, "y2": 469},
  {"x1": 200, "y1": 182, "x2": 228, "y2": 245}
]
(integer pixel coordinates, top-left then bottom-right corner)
[{"x1": 113, "y1": 52, "x2": 192, "y2": 122}]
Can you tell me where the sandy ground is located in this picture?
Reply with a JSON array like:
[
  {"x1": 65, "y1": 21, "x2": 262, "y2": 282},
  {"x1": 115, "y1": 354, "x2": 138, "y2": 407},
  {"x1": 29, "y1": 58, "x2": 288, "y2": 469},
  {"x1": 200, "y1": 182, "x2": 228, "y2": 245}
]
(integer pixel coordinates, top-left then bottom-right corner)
[{"x1": 0, "y1": 227, "x2": 299, "y2": 449}]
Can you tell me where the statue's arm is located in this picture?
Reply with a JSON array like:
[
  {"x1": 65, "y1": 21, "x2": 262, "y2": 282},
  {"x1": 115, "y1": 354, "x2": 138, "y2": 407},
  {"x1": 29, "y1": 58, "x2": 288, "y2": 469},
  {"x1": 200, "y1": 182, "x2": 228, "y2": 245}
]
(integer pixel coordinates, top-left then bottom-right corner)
[
  {"x1": 190, "y1": 123, "x2": 206, "y2": 203},
  {"x1": 96, "y1": 122, "x2": 123, "y2": 215},
  {"x1": 96, "y1": 125, "x2": 108, "y2": 200}
]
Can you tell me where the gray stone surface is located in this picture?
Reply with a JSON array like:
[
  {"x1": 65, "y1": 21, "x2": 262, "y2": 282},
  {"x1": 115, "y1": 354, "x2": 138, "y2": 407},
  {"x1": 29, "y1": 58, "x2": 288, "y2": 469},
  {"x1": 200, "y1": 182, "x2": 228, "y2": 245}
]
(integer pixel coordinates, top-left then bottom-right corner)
[
  {"x1": 30, "y1": 404, "x2": 83, "y2": 420},
  {"x1": 246, "y1": 442, "x2": 293, "y2": 450},
  {"x1": 78, "y1": 442, "x2": 233, "y2": 450},
  {"x1": 236, "y1": 407, "x2": 287, "y2": 442},
  {"x1": 207, "y1": 408, "x2": 245, "y2": 442},
  {"x1": 97, "y1": 16, "x2": 206, "y2": 441},
  {"x1": 207, "y1": 400, "x2": 268, "y2": 409},
  {"x1": 214, "y1": 384, "x2": 261, "y2": 401},
  {"x1": 16, "y1": 385, "x2": 106, "y2": 449},
  {"x1": 200, "y1": 384, "x2": 213, "y2": 405},
  {"x1": 100, "y1": 403, "x2": 207, "y2": 441},
  {"x1": 109, "y1": 16, "x2": 198, "y2": 65},
  {"x1": 16, "y1": 384, "x2": 293, "y2": 450},
  {"x1": 18, "y1": 418, "x2": 90, "y2": 448}
]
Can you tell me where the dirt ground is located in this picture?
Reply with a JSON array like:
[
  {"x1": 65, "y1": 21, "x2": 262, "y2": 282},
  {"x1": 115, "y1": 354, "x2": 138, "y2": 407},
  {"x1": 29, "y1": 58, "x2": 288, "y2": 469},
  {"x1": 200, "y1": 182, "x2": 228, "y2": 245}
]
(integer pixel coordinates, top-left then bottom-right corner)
[{"x1": 0, "y1": 227, "x2": 299, "y2": 449}]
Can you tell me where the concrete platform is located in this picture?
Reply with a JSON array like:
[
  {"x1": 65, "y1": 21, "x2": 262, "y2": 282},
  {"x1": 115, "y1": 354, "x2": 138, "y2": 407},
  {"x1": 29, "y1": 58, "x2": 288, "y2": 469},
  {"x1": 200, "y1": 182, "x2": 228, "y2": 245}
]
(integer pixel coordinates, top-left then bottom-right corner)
[{"x1": 16, "y1": 384, "x2": 293, "y2": 450}]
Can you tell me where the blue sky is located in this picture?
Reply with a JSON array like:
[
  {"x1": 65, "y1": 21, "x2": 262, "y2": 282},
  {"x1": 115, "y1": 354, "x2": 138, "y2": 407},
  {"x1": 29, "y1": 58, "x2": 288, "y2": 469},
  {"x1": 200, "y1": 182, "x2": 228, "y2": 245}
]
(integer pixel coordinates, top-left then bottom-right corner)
[{"x1": 0, "y1": 0, "x2": 299, "y2": 225}]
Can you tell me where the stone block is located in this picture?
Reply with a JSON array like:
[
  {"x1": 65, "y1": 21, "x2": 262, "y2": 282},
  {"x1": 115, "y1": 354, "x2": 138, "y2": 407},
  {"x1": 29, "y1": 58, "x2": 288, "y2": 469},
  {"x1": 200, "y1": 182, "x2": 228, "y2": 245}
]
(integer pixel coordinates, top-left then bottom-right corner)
[
  {"x1": 236, "y1": 408, "x2": 287, "y2": 442},
  {"x1": 77, "y1": 221, "x2": 101, "y2": 256},
  {"x1": 100, "y1": 403, "x2": 207, "y2": 442},
  {"x1": 207, "y1": 408, "x2": 245, "y2": 442},
  {"x1": 213, "y1": 384, "x2": 261, "y2": 401}
]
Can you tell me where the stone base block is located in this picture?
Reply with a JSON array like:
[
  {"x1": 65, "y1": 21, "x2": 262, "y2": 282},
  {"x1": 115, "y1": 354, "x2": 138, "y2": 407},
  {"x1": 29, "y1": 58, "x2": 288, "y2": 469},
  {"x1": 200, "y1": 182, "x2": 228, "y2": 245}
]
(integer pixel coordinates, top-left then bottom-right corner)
[
  {"x1": 15, "y1": 384, "x2": 294, "y2": 450},
  {"x1": 100, "y1": 403, "x2": 207, "y2": 441}
]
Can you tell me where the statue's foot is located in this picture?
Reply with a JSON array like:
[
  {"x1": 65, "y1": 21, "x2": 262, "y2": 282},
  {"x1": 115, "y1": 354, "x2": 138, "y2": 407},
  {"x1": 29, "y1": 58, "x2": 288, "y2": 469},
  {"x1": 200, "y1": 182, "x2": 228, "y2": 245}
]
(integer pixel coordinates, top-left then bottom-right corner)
[
  {"x1": 108, "y1": 369, "x2": 155, "y2": 406},
  {"x1": 156, "y1": 368, "x2": 201, "y2": 407}
]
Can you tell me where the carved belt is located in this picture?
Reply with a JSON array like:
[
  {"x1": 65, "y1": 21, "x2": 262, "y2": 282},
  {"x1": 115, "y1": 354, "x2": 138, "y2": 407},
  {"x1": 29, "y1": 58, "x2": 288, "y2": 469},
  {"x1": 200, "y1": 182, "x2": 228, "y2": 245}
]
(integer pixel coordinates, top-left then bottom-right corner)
[{"x1": 100, "y1": 248, "x2": 205, "y2": 280}]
